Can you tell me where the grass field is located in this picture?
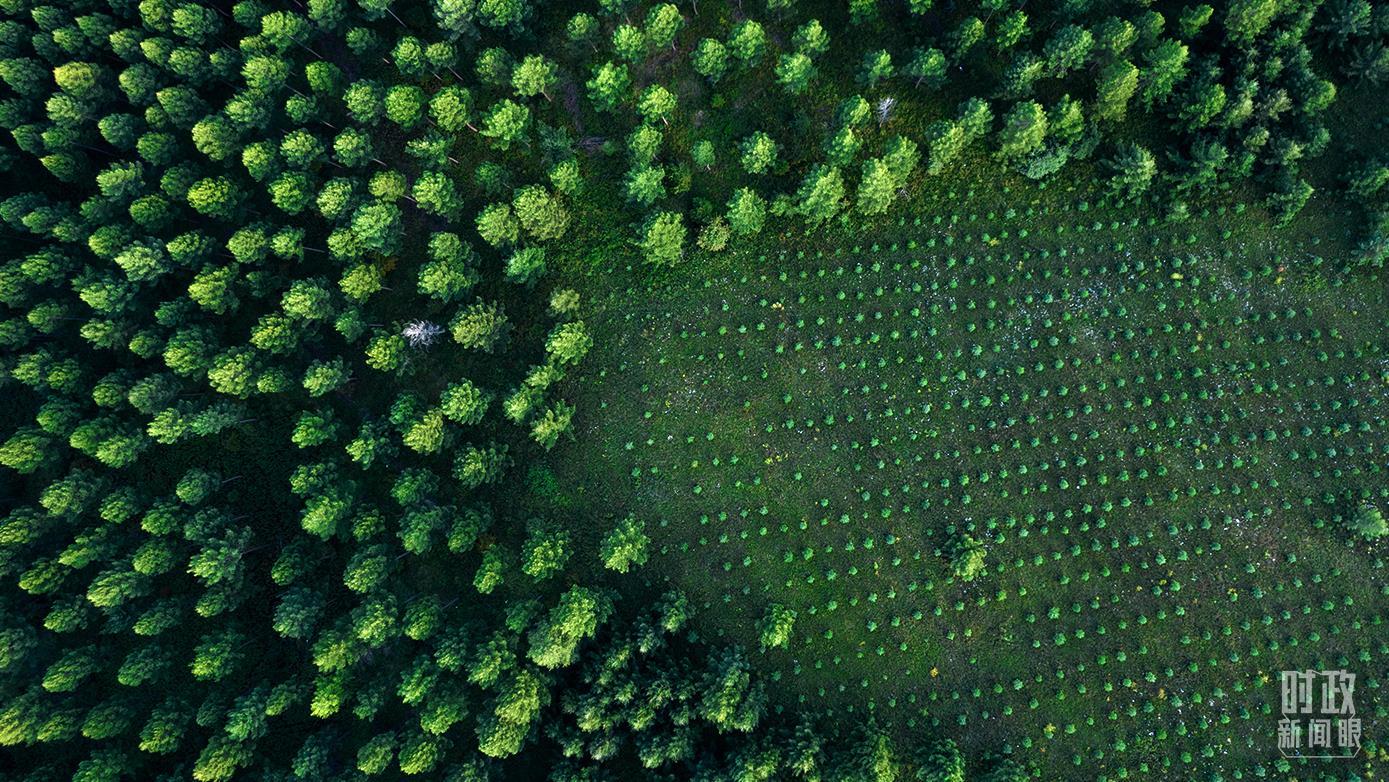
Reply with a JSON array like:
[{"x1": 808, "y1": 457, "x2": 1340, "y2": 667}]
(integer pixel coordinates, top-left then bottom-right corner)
[{"x1": 551, "y1": 176, "x2": 1389, "y2": 779}]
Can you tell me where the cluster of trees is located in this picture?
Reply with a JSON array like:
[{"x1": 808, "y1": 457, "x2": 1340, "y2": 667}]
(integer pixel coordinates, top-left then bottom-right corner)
[
  {"x1": 529, "y1": 0, "x2": 1386, "y2": 263},
  {"x1": 0, "y1": 0, "x2": 829, "y2": 778},
  {"x1": 1347, "y1": 154, "x2": 1389, "y2": 265},
  {"x1": 0, "y1": 0, "x2": 1048, "y2": 777}
]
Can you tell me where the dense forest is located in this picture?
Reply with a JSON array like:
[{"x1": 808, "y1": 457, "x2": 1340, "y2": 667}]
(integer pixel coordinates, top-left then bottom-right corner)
[{"x1": 0, "y1": 0, "x2": 1387, "y2": 780}]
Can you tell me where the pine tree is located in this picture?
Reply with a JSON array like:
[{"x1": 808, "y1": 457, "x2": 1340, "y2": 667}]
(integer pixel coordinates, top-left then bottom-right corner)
[{"x1": 600, "y1": 514, "x2": 650, "y2": 572}]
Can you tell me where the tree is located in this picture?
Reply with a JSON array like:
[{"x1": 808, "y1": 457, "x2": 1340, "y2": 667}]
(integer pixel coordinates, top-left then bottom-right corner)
[
  {"x1": 527, "y1": 586, "x2": 610, "y2": 669},
  {"x1": 1179, "y1": 4, "x2": 1215, "y2": 37},
  {"x1": 531, "y1": 402, "x2": 575, "y2": 450},
  {"x1": 925, "y1": 121, "x2": 967, "y2": 175},
  {"x1": 440, "y1": 380, "x2": 491, "y2": 425},
  {"x1": 418, "y1": 235, "x2": 478, "y2": 304},
  {"x1": 191, "y1": 115, "x2": 239, "y2": 161},
  {"x1": 916, "y1": 738, "x2": 965, "y2": 782},
  {"x1": 859, "y1": 49, "x2": 892, "y2": 87},
  {"x1": 612, "y1": 25, "x2": 646, "y2": 62},
  {"x1": 357, "y1": 733, "x2": 396, "y2": 775},
  {"x1": 586, "y1": 62, "x2": 630, "y2": 112},
  {"x1": 1139, "y1": 39, "x2": 1189, "y2": 108},
  {"x1": 948, "y1": 16, "x2": 985, "y2": 61},
  {"x1": 194, "y1": 735, "x2": 252, "y2": 781},
  {"x1": 550, "y1": 158, "x2": 582, "y2": 195},
  {"x1": 1269, "y1": 176, "x2": 1314, "y2": 226},
  {"x1": 397, "y1": 730, "x2": 444, "y2": 774},
  {"x1": 740, "y1": 132, "x2": 778, "y2": 175},
  {"x1": 758, "y1": 604, "x2": 796, "y2": 650},
  {"x1": 1096, "y1": 17, "x2": 1137, "y2": 57},
  {"x1": 1044, "y1": 24, "x2": 1094, "y2": 77},
  {"x1": 337, "y1": 263, "x2": 382, "y2": 306},
  {"x1": 1000, "y1": 53, "x2": 1045, "y2": 99},
  {"x1": 906, "y1": 47, "x2": 947, "y2": 89},
  {"x1": 303, "y1": 359, "x2": 350, "y2": 397},
  {"x1": 824, "y1": 126, "x2": 861, "y2": 167},
  {"x1": 115, "y1": 243, "x2": 170, "y2": 282},
  {"x1": 692, "y1": 39, "x2": 729, "y2": 83},
  {"x1": 600, "y1": 514, "x2": 649, "y2": 572},
  {"x1": 995, "y1": 10, "x2": 1029, "y2": 52},
  {"x1": 840, "y1": 98, "x2": 873, "y2": 129},
  {"x1": 958, "y1": 97, "x2": 994, "y2": 140},
  {"x1": 505, "y1": 247, "x2": 547, "y2": 286},
  {"x1": 549, "y1": 288, "x2": 582, "y2": 318},
  {"x1": 1177, "y1": 79, "x2": 1227, "y2": 131},
  {"x1": 1348, "y1": 42, "x2": 1389, "y2": 85},
  {"x1": 794, "y1": 165, "x2": 845, "y2": 225},
  {"x1": 186, "y1": 177, "x2": 240, "y2": 220},
  {"x1": 643, "y1": 3, "x2": 684, "y2": 51},
  {"x1": 949, "y1": 534, "x2": 986, "y2": 581},
  {"x1": 1104, "y1": 143, "x2": 1156, "y2": 202},
  {"x1": 522, "y1": 520, "x2": 572, "y2": 580},
  {"x1": 776, "y1": 53, "x2": 814, "y2": 96},
  {"x1": 455, "y1": 443, "x2": 510, "y2": 489},
  {"x1": 997, "y1": 101, "x2": 1048, "y2": 163},
  {"x1": 699, "y1": 217, "x2": 731, "y2": 252},
  {"x1": 430, "y1": 85, "x2": 477, "y2": 132},
  {"x1": 513, "y1": 186, "x2": 570, "y2": 241},
  {"x1": 452, "y1": 301, "x2": 510, "y2": 352},
  {"x1": 856, "y1": 158, "x2": 898, "y2": 215},
  {"x1": 476, "y1": 48, "x2": 516, "y2": 88},
  {"x1": 728, "y1": 20, "x2": 766, "y2": 66},
  {"x1": 478, "y1": 0, "x2": 527, "y2": 30},
  {"x1": 1224, "y1": 0, "x2": 1281, "y2": 44},
  {"x1": 351, "y1": 202, "x2": 403, "y2": 255},
  {"x1": 628, "y1": 124, "x2": 664, "y2": 164},
  {"x1": 566, "y1": 13, "x2": 598, "y2": 49},
  {"x1": 481, "y1": 100, "x2": 531, "y2": 149},
  {"x1": 402, "y1": 409, "x2": 447, "y2": 455},
  {"x1": 474, "y1": 547, "x2": 507, "y2": 594},
  {"x1": 793, "y1": 20, "x2": 829, "y2": 56},
  {"x1": 512, "y1": 54, "x2": 557, "y2": 101},
  {"x1": 698, "y1": 647, "x2": 764, "y2": 731},
  {"x1": 282, "y1": 278, "x2": 335, "y2": 321},
  {"x1": 639, "y1": 211, "x2": 686, "y2": 265},
  {"x1": 885, "y1": 130, "x2": 920, "y2": 172},
  {"x1": 691, "y1": 140, "x2": 715, "y2": 170},
  {"x1": 638, "y1": 85, "x2": 676, "y2": 126},
  {"x1": 207, "y1": 348, "x2": 260, "y2": 398},
  {"x1": 413, "y1": 171, "x2": 462, "y2": 218},
  {"x1": 475, "y1": 714, "x2": 528, "y2": 758},
  {"x1": 727, "y1": 188, "x2": 767, "y2": 236},
  {"x1": 1347, "y1": 159, "x2": 1389, "y2": 203},
  {"x1": 0, "y1": 428, "x2": 51, "y2": 473},
  {"x1": 545, "y1": 321, "x2": 591, "y2": 365},
  {"x1": 1352, "y1": 504, "x2": 1388, "y2": 539},
  {"x1": 365, "y1": 333, "x2": 407, "y2": 373},
  {"x1": 385, "y1": 85, "x2": 426, "y2": 129},
  {"x1": 1095, "y1": 59, "x2": 1139, "y2": 122},
  {"x1": 269, "y1": 173, "x2": 313, "y2": 214},
  {"x1": 476, "y1": 203, "x2": 521, "y2": 247}
]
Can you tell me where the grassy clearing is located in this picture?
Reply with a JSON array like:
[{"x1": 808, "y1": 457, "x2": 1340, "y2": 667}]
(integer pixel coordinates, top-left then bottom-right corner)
[{"x1": 548, "y1": 173, "x2": 1389, "y2": 779}]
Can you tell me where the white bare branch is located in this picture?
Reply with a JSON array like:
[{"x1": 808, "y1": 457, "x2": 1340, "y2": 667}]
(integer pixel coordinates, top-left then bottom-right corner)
[{"x1": 402, "y1": 320, "x2": 445, "y2": 349}]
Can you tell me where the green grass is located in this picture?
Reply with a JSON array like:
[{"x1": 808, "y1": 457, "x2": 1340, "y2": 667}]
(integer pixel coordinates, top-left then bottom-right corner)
[{"x1": 549, "y1": 174, "x2": 1389, "y2": 779}]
